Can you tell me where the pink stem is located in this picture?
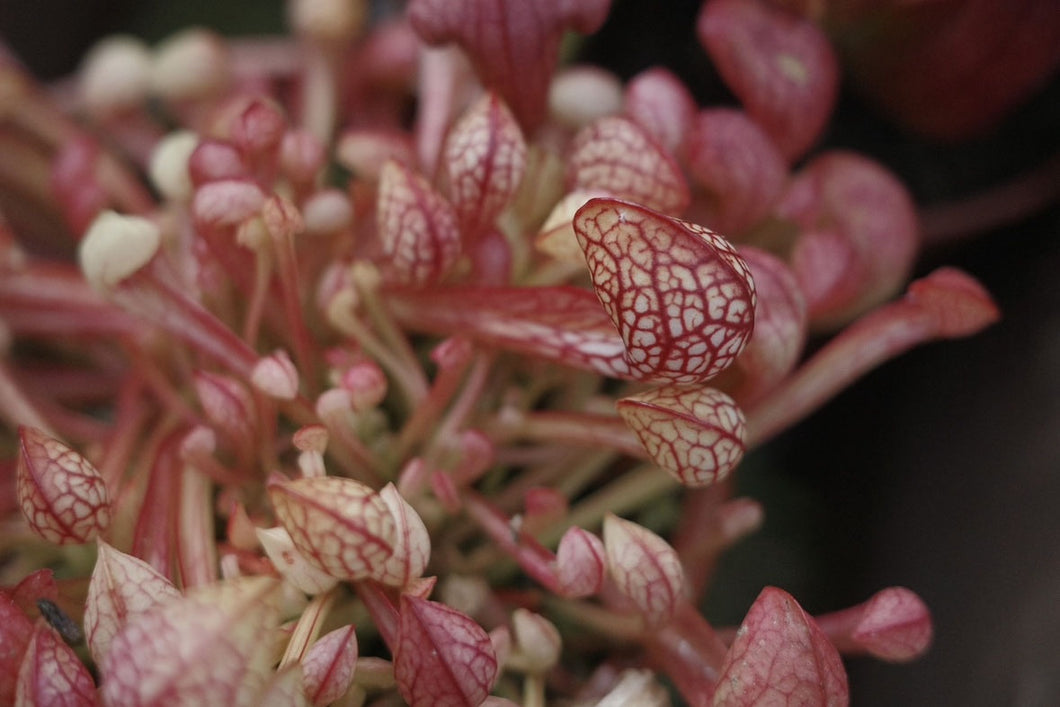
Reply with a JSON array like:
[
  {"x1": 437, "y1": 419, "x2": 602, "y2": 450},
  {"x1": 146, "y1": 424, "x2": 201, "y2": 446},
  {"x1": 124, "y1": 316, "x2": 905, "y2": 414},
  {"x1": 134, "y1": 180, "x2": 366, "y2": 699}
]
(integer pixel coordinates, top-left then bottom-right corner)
[
  {"x1": 643, "y1": 602, "x2": 728, "y2": 706},
  {"x1": 745, "y1": 303, "x2": 936, "y2": 446},
  {"x1": 354, "y1": 579, "x2": 400, "y2": 649},
  {"x1": 462, "y1": 491, "x2": 566, "y2": 595}
]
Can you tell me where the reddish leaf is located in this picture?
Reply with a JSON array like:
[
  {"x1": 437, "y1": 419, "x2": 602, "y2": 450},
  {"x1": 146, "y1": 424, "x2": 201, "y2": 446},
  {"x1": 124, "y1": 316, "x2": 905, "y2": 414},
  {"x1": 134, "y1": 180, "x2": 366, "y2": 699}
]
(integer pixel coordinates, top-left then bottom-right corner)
[
  {"x1": 16, "y1": 425, "x2": 111, "y2": 545},
  {"x1": 566, "y1": 116, "x2": 690, "y2": 214},
  {"x1": 84, "y1": 541, "x2": 181, "y2": 666},
  {"x1": 377, "y1": 159, "x2": 462, "y2": 286},
  {"x1": 443, "y1": 93, "x2": 527, "y2": 238},
  {"x1": 623, "y1": 67, "x2": 697, "y2": 156},
  {"x1": 905, "y1": 267, "x2": 1001, "y2": 338},
  {"x1": 268, "y1": 476, "x2": 396, "y2": 581},
  {"x1": 685, "y1": 108, "x2": 787, "y2": 236},
  {"x1": 714, "y1": 587, "x2": 848, "y2": 706},
  {"x1": 385, "y1": 284, "x2": 632, "y2": 379},
  {"x1": 555, "y1": 526, "x2": 606, "y2": 598},
  {"x1": 603, "y1": 514, "x2": 686, "y2": 626},
  {"x1": 730, "y1": 247, "x2": 807, "y2": 403},
  {"x1": 302, "y1": 625, "x2": 359, "y2": 706},
  {"x1": 99, "y1": 577, "x2": 283, "y2": 707},
  {"x1": 407, "y1": 0, "x2": 612, "y2": 130},
  {"x1": 780, "y1": 151, "x2": 919, "y2": 328},
  {"x1": 394, "y1": 595, "x2": 498, "y2": 707},
  {"x1": 851, "y1": 587, "x2": 933, "y2": 662},
  {"x1": 15, "y1": 622, "x2": 96, "y2": 707},
  {"x1": 697, "y1": 0, "x2": 838, "y2": 161},
  {"x1": 574, "y1": 198, "x2": 756, "y2": 384},
  {"x1": 9, "y1": 569, "x2": 59, "y2": 616},
  {"x1": 618, "y1": 385, "x2": 746, "y2": 487},
  {"x1": 0, "y1": 595, "x2": 34, "y2": 704}
]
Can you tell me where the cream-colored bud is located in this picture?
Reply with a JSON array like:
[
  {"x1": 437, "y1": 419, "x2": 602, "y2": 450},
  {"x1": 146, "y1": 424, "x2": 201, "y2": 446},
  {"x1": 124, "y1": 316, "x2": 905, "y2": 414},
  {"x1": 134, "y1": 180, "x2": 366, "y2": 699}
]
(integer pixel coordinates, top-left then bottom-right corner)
[
  {"x1": 80, "y1": 36, "x2": 152, "y2": 116},
  {"x1": 549, "y1": 66, "x2": 623, "y2": 129},
  {"x1": 289, "y1": 0, "x2": 367, "y2": 42},
  {"x1": 152, "y1": 29, "x2": 230, "y2": 101},
  {"x1": 251, "y1": 350, "x2": 299, "y2": 400},
  {"x1": 149, "y1": 131, "x2": 198, "y2": 202},
  {"x1": 302, "y1": 189, "x2": 354, "y2": 235},
  {"x1": 79, "y1": 211, "x2": 161, "y2": 293}
]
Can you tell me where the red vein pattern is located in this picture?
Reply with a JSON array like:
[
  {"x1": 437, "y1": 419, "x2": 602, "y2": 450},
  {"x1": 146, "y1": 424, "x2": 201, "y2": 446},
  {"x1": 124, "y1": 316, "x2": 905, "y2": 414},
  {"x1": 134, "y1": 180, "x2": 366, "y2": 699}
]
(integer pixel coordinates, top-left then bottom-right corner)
[
  {"x1": 444, "y1": 93, "x2": 527, "y2": 239},
  {"x1": 84, "y1": 541, "x2": 181, "y2": 666},
  {"x1": 617, "y1": 385, "x2": 746, "y2": 487},
  {"x1": 715, "y1": 587, "x2": 848, "y2": 706},
  {"x1": 303, "y1": 625, "x2": 359, "y2": 706},
  {"x1": 566, "y1": 116, "x2": 690, "y2": 214},
  {"x1": 394, "y1": 595, "x2": 497, "y2": 707},
  {"x1": 574, "y1": 198, "x2": 755, "y2": 384},
  {"x1": 377, "y1": 159, "x2": 462, "y2": 286},
  {"x1": 603, "y1": 514, "x2": 686, "y2": 627},
  {"x1": 15, "y1": 622, "x2": 96, "y2": 707},
  {"x1": 268, "y1": 476, "x2": 395, "y2": 581},
  {"x1": 16, "y1": 426, "x2": 111, "y2": 545}
]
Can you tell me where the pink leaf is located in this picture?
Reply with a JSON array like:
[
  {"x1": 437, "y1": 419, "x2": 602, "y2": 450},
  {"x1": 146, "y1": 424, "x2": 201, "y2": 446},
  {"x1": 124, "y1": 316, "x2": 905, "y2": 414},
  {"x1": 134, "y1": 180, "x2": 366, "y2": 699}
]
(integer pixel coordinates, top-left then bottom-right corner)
[
  {"x1": 566, "y1": 117, "x2": 690, "y2": 214},
  {"x1": 603, "y1": 514, "x2": 686, "y2": 626},
  {"x1": 555, "y1": 526, "x2": 606, "y2": 598},
  {"x1": 574, "y1": 198, "x2": 756, "y2": 384},
  {"x1": 444, "y1": 93, "x2": 527, "y2": 238},
  {"x1": 622, "y1": 67, "x2": 697, "y2": 156},
  {"x1": 15, "y1": 622, "x2": 96, "y2": 707},
  {"x1": 84, "y1": 540, "x2": 181, "y2": 666},
  {"x1": 618, "y1": 385, "x2": 746, "y2": 487},
  {"x1": 730, "y1": 247, "x2": 807, "y2": 403},
  {"x1": 377, "y1": 159, "x2": 462, "y2": 286},
  {"x1": 685, "y1": 108, "x2": 787, "y2": 236},
  {"x1": 407, "y1": 0, "x2": 613, "y2": 131},
  {"x1": 697, "y1": 0, "x2": 838, "y2": 162},
  {"x1": 0, "y1": 595, "x2": 34, "y2": 704},
  {"x1": 714, "y1": 586, "x2": 848, "y2": 706},
  {"x1": 16, "y1": 425, "x2": 111, "y2": 545},
  {"x1": 303, "y1": 625, "x2": 359, "y2": 706},
  {"x1": 394, "y1": 595, "x2": 498, "y2": 707},
  {"x1": 373, "y1": 484, "x2": 431, "y2": 588},
  {"x1": 851, "y1": 587, "x2": 933, "y2": 662},
  {"x1": 268, "y1": 475, "x2": 396, "y2": 581},
  {"x1": 385, "y1": 284, "x2": 632, "y2": 379},
  {"x1": 905, "y1": 267, "x2": 1001, "y2": 338},
  {"x1": 780, "y1": 151, "x2": 919, "y2": 328},
  {"x1": 99, "y1": 577, "x2": 283, "y2": 707}
]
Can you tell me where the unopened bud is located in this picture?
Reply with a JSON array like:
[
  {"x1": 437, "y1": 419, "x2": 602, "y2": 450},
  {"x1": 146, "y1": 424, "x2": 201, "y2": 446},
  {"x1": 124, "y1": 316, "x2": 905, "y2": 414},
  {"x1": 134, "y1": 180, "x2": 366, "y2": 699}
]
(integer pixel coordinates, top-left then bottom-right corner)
[
  {"x1": 149, "y1": 130, "x2": 199, "y2": 202},
  {"x1": 252, "y1": 350, "x2": 299, "y2": 400},
  {"x1": 79, "y1": 211, "x2": 161, "y2": 293},
  {"x1": 192, "y1": 180, "x2": 266, "y2": 229},
  {"x1": 80, "y1": 36, "x2": 152, "y2": 116},
  {"x1": 340, "y1": 361, "x2": 388, "y2": 412},
  {"x1": 302, "y1": 189, "x2": 354, "y2": 235},
  {"x1": 511, "y1": 609, "x2": 561, "y2": 673},
  {"x1": 152, "y1": 28, "x2": 230, "y2": 101},
  {"x1": 549, "y1": 66, "x2": 623, "y2": 129}
]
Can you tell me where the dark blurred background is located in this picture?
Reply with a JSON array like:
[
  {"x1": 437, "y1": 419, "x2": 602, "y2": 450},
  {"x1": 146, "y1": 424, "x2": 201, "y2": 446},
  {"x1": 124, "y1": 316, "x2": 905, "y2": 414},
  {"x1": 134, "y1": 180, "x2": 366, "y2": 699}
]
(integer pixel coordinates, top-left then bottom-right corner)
[{"x1": 3, "y1": 0, "x2": 1058, "y2": 704}]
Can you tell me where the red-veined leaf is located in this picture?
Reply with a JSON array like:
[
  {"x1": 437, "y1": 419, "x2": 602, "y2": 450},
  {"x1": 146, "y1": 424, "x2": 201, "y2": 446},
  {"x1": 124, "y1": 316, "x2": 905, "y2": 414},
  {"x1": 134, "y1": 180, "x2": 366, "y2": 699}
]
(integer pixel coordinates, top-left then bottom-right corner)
[
  {"x1": 603, "y1": 514, "x2": 686, "y2": 626},
  {"x1": 394, "y1": 595, "x2": 498, "y2": 707},
  {"x1": 574, "y1": 198, "x2": 756, "y2": 384},
  {"x1": 618, "y1": 385, "x2": 746, "y2": 487}
]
